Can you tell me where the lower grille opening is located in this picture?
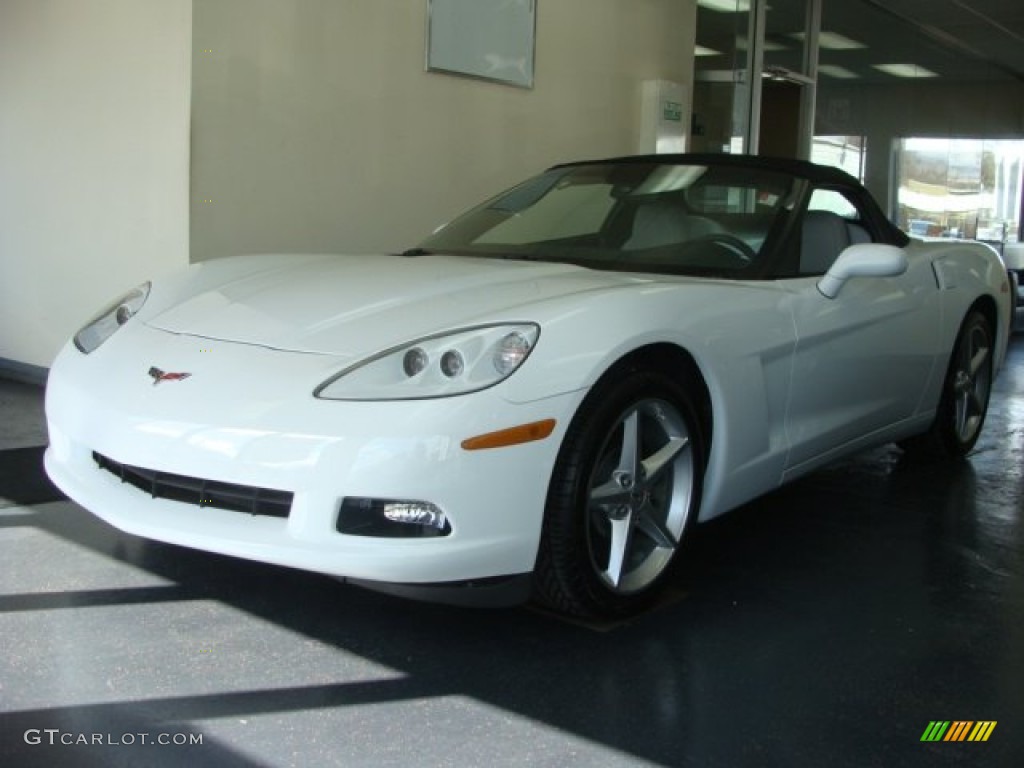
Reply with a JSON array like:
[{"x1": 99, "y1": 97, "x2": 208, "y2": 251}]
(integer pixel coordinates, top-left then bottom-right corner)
[{"x1": 93, "y1": 451, "x2": 292, "y2": 519}]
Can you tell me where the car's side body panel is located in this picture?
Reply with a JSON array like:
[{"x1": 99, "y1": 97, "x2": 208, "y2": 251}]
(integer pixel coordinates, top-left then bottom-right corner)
[{"x1": 782, "y1": 250, "x2": 943, "y2": 472}]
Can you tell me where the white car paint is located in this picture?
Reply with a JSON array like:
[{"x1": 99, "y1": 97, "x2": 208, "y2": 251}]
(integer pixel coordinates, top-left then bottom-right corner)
[
  {"x1": 45, "y1": 243, "x2": 1007, "y2": 582},
  {"x1": 43, "y1": 156, "x2": 1013, "y2": 608}
]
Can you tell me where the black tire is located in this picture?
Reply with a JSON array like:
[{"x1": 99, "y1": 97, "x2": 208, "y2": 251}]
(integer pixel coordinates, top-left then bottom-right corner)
[
  {"x1": 907, "y1": 310, "x2": 994, "y2": 459},
  {"x1": 535, "y1": 369, "x2": 704, "y2": 618}
]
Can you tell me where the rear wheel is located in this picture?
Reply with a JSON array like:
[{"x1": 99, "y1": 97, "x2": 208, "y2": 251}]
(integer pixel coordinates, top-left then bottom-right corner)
[
  {"x1": 535, "y1": 369, "x2": 704, "y2": 618},
  {"x1": 908, "y1": 310, "x2": 993, "y2": 458}
]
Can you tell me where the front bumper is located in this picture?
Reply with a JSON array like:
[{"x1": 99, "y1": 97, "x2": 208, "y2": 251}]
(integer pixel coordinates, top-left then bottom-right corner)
[{"x1": 44, "y1": 325, "x2": 576, "y2": 587}]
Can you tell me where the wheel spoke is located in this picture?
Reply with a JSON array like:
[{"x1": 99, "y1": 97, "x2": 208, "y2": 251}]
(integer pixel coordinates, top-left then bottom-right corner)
[
  {"x1": 615, "y1": 410, "x2": 641, "y2": 476},
  {"x1": 603, "y1": 514, "x2": 634, "y2": 588},
  {"x1": 641, "y1": 436, "x2": 689, "y2": 483},
  {"x1": 968, "y1": 388, "x2": 985, "y2": 416},
  {"x1": 635, "y1": 506, "x2": 678, "y2": 550},
  {"x1": 968, "y1": 344, "x2": 989, "y2": 377},
  {"x1": 590, "y1": 479, "x2": 630, "y2": 505},
  {"x1": 955, "y1": 392, "x2": 969, "y2": 437}
]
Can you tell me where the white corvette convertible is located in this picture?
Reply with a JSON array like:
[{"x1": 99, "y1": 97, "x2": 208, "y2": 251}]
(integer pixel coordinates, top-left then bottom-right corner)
[{"x1": 45, "y1": 154, "x2": 1012, "y2": 617}]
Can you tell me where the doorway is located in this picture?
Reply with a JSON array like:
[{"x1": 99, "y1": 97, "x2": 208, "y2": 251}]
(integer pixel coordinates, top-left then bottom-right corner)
[{"x1": 759, "y1": 79, "x2": 803, "y2": 158}]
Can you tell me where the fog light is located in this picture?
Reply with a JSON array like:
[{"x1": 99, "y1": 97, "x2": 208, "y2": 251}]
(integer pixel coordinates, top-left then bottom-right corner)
[
  {"x1": 337, "y1": 497, "x2": 451, "y2": 538},
  {"x1": 383, "y1": 501, "x2": 447, "y2": 529}
]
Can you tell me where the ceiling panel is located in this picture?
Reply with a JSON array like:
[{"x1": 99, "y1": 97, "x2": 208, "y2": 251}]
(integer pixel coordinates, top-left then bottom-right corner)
[{"x1": 696, "y1": 0, "x2": 1024, "y2": 84}]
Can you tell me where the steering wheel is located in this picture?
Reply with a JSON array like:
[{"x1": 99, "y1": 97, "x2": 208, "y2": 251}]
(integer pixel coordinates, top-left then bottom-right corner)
[{"x1": 694, "y1": 233, "x2": 756, "y2": 263}]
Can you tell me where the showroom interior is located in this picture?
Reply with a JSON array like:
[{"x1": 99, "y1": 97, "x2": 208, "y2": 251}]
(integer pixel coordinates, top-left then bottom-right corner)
[{"x1": 1, "y1": 0, "x2": 1022, "y2": 765}]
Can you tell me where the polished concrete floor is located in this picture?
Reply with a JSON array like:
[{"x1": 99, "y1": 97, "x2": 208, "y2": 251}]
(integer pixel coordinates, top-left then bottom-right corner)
[{"x1": 1, "y1": 339, "x2": 1022, "y2": 767}]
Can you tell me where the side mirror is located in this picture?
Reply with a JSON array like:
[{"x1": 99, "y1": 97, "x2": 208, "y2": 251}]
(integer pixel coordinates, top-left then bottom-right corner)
[{"x1": 817, "y1": 243, "x2": 908, "y2": 299}]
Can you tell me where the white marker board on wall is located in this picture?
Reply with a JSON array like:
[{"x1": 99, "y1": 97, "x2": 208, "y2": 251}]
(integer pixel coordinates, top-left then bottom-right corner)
[{"x1": 427, "y1": 0, "x2": 536, "y2": 88}]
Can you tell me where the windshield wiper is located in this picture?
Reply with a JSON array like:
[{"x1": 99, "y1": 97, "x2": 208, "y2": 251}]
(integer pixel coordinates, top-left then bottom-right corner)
[{"x1": 399, "y1": 247, "x2": 433, "y2": 257}]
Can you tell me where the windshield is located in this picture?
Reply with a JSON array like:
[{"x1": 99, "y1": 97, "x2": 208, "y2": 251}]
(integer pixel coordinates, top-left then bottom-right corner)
[{"x1": 418, "y1": 162, "x2": 799, "y2": 277}]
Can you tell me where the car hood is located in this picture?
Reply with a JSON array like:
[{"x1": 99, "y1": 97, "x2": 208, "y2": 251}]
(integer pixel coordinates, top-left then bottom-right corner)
[{"x1": 147, "y1": 253, "x2": 645, "y2": 356}]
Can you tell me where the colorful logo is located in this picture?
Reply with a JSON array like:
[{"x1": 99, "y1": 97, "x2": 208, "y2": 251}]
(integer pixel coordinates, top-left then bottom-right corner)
[
  {"x1": 148, "y1": 367, "x2": 192, "y2": 386},
  {"x1": 921, "y1": 721, "x2": 996, "y2": 742}
]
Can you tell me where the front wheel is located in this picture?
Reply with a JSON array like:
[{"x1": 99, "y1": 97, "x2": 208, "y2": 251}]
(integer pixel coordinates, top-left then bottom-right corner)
[
  {"x1": 908, "y1": 310, "x2": 993, "y2": 458},
  {"x1": 535, "y1": 370, "x2": 704, "y2": 618}
]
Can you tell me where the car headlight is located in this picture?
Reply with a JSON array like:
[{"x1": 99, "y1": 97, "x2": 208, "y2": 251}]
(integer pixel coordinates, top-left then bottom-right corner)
[
  {"x1": 73, "y1": 282, "x2": 151, "y2": 354},
  {"x1": 315, "y1": 323, "x2": 540, "y2": 400}
]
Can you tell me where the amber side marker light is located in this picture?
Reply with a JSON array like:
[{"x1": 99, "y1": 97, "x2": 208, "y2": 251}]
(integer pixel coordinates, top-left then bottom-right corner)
[{"x1": 461, "y1": 419, "x2": 557, "y2": 451}]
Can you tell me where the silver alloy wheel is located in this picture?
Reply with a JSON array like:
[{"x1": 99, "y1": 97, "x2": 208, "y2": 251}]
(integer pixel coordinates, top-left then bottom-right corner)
[
  {"x1": 585, "y1": 398, "x2": 694, "y2": 594},
  {"x1": 952, "y1": 321, "x2": 991, "y2": 444}
]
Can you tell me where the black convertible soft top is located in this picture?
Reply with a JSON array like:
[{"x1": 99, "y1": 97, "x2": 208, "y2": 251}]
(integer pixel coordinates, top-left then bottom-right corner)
[{"x1": 552, "y1": 152, "x2": 861, "y2": 186}]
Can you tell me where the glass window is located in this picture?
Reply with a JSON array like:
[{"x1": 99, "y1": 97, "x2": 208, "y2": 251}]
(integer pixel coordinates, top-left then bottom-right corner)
[
  {"x1": 894, "y1": 138, "x2": 1024, "y2": 242},
  {"x1": 692, "y1": 1, "x2": 753, "y2": 154},
  {"x1": 808, "y1": 188, "x2": 859, "y2": 219},
  {"x1": 420, "y1": 161, "x2": 798, "y2": 277},
  {"x1": 477, "y1": 184, "x2": 617, "y2": 245},
  {"x1": 811, "y1": 136, "x2": 866, "y2": 181}
]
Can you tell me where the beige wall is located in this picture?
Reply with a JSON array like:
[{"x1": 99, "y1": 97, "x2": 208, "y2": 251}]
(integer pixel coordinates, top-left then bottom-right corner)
[
  {"x1": 0, "y1": 0, "x2": 192, "y2": 370},
  {"x1": 191, "y1": 0, "x2": 697, "y2": 261}
]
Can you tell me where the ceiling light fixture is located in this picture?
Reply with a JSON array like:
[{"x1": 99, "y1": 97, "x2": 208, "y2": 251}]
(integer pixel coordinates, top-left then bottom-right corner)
[
  {"x1": 817, "y1": 64, "x2": 860, "y2": 79},
  {"x1": 873, "y1": 63, "x2": 939, "y2": 78},
  {"x1": 697, "y1": 0, "x2": 750, "y2": 13},
  {"x1": 791, "y1": 31, "x2": 867, "y2": 50}
]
